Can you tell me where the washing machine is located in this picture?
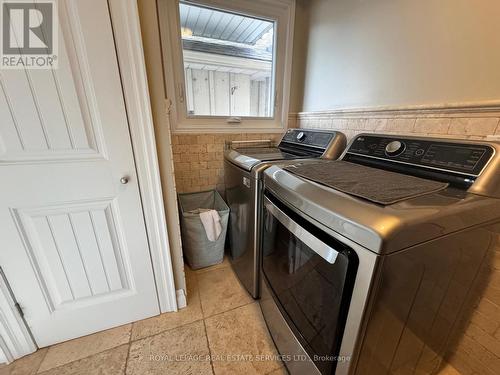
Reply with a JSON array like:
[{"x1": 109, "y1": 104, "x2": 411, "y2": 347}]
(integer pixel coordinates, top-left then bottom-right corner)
[
  {"x1": 260, "y1": 133, "x2": 500, "y2": 374},
  {"x1": 224, "y1": 128, "x2": 346, "y2": 298}
]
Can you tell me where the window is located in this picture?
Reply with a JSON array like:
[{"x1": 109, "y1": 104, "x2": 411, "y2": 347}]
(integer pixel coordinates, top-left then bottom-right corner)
[
  {"x1": 158, "y1": 0, "x2": 295, "y2": 132},
  {"x1": 180, "y1": 2, "x2": 275, "y2": 118}
]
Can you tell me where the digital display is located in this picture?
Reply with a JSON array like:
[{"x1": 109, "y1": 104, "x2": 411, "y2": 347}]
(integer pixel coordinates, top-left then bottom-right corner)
[
  {"x1": 422, "y1": 145, "x2": 486, "y2": 171},
  {"x1": 346, "y1": 135, "x2": 494, "y2": 177},
  {"x1": 282, "y1": 131, "x2": 333, "y2": 148}
]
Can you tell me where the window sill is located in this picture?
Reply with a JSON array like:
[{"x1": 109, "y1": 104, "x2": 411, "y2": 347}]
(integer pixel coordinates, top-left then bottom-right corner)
[{"x1": 171, "y1": 122, "x2": 286, "y2": 134}]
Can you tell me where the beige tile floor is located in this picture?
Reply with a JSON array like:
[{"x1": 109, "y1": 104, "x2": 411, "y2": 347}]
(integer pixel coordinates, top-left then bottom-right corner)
[
  {"x1": 0, "y1": 257, "x2": 464, "y2": 375},
  {"x1": 0, "y1": 259, "x2": 286, "y2": 375}
]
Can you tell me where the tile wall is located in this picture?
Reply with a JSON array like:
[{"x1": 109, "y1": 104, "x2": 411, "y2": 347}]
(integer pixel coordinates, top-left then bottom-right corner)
[
  {"x1": 171, "y1": 133, "x2": 283, "y2": 194},
  {"x1": 445, "y1": 230, "x2": 500, "y2": 375},
  {"x1": 295, "y1": 111, "x2": 500, "y2": 142}
]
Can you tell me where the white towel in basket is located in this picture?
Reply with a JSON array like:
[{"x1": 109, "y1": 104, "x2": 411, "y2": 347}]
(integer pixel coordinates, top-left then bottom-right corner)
[{"x1": 199, "y1": 209, "x2": 222, "y2": 242}]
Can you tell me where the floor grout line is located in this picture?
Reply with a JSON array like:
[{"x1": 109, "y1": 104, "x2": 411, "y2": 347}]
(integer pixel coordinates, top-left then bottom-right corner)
[
  {"x1": 123, "y1": 345, "x2": 132, "y2": 375},
  {"x1": 124, "y1": 260, "x2": 244, "y2": 340},
  {"x1": 12, "y1": 261, "x2": 259, "y2": 375},
  {"x1": 194, "y1": 266, "x2": 216, "y2": 374},
  {"x1": 193, "y1": 263, "x2": 256, "y2": 321},
  {"x1": 33, "y1": 348, "x2": 49, "y2": 374},
  {"x1": 129, "y1": 317, "x2": 205, "y2": 344},
  {"x1": 202, "y1": 318, "x2": 216, "y2": 375},
  {"x1": 192, "y1": 260, "x2": 230, "y2": 275},
  {"x1": 123, "y1": 325, "x2": 133, "y2": 375},
  {"x1": 126, "y1": 267, "x2": 237, "y2": 342},
  {"x1": 35, "y1": 344, "x2": 129, "y2": 375},
  {"x1": 203, "y1": 299, "x2": 256, "y2": 321},
  {"x1": 123, "y1": 265, "x2": 255, "y2": 368},
  {"x1": 34, "y1": 325, "x2": 133, "y2": 374},
  {"x1": 195, "y1": 262, "x2": 284, "y2": 375}
]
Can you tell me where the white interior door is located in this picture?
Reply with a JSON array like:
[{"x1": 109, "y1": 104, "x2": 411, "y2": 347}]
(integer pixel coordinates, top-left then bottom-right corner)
[{"x1": 0, "y1": 0, "x2": 160, "y2": 347}]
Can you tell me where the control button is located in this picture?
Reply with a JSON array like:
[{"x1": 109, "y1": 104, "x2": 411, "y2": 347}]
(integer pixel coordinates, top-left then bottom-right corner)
[
  {"x1": 296, "y1": 132, "x2": 306, "y2": 142},
  {"x1": 415, "y1": 149, "x2": 425, "y2": 156},
  {"x1": 385, "y1": 140, "x2": 406, "y2": 157}
]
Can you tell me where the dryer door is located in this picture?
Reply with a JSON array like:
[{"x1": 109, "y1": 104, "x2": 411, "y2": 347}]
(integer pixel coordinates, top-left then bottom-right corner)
[{"x1": 261, "y1": 194, "x2": 358, "y2": 375}]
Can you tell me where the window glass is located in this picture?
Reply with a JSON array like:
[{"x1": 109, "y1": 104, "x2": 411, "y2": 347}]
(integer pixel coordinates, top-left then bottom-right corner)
[{"x1": 179, "y1": 2, "x2": 275, "y2": 118}]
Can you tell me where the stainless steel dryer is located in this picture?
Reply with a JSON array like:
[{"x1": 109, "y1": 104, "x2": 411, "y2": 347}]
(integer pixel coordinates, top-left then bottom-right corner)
[
  {"x1": 224, "y1": 129, "x2": 346, "y2": 298},
  {"x1": 260, "y1": 133, "x2": 500, "y2": 375}
]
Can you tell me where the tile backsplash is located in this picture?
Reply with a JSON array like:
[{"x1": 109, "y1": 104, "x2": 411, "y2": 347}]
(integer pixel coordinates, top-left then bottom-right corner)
[
  {"x1": 294, "y1": 108, "x2": 500, "y2": 142},
  {"x1": 172, "y1": 133, "x2": 282, "y2": 194},
  {"x1": 172, "y1": 109, "x2": 500, "y2": 194}
]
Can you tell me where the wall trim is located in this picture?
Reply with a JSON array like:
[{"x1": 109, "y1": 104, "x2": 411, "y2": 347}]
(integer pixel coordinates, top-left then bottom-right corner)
[
  {"x1": 292, "y1": 103, "x2": 500, "y2": 142},
  {"x1": 176, "y1": 289, "x2": 187, "y2": 309},
  {"x1": 108, "y1": 0, "x2": 178, "y2": 312},
  {"x1": 292, "y1": 101, "x2": 500, "y2": 119},
  {"x1": 172, "y1": 127, "x2": 287, "y2": 134}
]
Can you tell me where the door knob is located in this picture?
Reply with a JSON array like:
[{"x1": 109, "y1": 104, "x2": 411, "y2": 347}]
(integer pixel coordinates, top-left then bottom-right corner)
[{"x1": 120, "y1": 177, "x2": 129, "y2": 184}]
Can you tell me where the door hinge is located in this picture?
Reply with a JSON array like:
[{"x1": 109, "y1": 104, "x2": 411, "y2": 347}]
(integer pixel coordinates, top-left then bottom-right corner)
[
  {"x1": 15, "y1": 302, "x2": 24, "y2": 317},
  {"x1": 165, "y1": 98, "x2": 172, "y2": 115},
  {"x1": 1, "y1": 266, "x2": 26, "y2": 319}
]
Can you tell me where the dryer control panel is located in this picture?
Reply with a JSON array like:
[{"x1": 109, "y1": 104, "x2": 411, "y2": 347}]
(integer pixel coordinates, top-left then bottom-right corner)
[
  {"x1": 346, "y1": 135, "x2": 494, "y2": 177},
  {"x1": 281, "y1": 129, "x2": 335, "y2": 149}
]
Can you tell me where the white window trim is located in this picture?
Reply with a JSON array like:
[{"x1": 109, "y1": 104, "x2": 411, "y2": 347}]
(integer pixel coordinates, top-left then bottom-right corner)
[{"x1": 158, "y1": 0, "x2": 295, "y2": 133}]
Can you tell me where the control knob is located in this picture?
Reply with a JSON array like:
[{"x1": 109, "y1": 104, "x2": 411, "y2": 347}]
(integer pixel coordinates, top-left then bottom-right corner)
[
  {"x1": 296, "y1": 132, "x2": 306, "y2": 142},
  {"x1": 385, "y1": 140, "x2": 406, "y2": 157}
]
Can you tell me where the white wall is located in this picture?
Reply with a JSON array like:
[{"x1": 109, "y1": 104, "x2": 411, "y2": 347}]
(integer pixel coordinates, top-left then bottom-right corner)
[{"x1": 295, "y1": 0, "x2": 500, "y2": 112}]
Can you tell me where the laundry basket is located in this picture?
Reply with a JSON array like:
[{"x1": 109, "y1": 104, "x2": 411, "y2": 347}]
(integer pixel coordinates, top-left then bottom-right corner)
[{"x1": 178, "y1": 190, "x2": 229, "y2": 270}]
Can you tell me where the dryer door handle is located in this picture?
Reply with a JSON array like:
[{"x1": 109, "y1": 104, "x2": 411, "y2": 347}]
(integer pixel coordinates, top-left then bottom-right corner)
[{"x1": 264, "y1": 198, "x2": 339, "y2": 264}]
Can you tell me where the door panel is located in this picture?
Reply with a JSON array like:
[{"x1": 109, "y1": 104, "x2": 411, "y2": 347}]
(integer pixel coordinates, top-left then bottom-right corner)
[
  {"x1": 0, "y1": 7, "x2": 103, "y2": 163},
  {"x1": 0, "y1": 0, "x2": 160, "y2": 347},
  {"x1": 11, "y1": 200, "x2": 131, "y2": 308}
]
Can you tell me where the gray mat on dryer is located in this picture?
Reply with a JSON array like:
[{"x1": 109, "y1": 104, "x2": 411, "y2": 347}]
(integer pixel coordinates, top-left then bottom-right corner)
[{"x1": 284, "y1": 160, "x2": 449, "y2": 205}]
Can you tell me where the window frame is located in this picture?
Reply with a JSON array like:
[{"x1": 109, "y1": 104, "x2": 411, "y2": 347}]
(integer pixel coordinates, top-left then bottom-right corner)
[{"x1": 158, "y1": 0, "x2": 295, "y2": 133}]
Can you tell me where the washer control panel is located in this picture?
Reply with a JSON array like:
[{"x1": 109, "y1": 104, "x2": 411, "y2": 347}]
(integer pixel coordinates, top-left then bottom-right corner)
[
  {"x1": 281, "y1": 129, "x2": 335, "y2": 149},
  {"x1": 385, "y1": 140, "x2": 406, "y2": 156},
  {"x1": 347, "y1": 135, "x2": 494, "y2": 176}
]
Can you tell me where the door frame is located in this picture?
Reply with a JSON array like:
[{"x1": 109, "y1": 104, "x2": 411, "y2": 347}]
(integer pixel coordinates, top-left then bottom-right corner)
[
  {"x1": 0, "y1": 268, "x2": 37, "y2": 364},
  {"x1": 0, "y1": 0, "x2": 177, "y2": 363},
  {"x1": 108, "y1": 0, "x2": 178, "y2": 314}
]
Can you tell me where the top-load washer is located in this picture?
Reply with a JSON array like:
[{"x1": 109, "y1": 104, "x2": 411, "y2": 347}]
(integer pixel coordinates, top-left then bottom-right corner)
[
  {"x1": 260, "y1": 133, "x2": 500, "y2": 375},
  {"x1": 224, "y1": 129, "x2": 347, "y2": 298}
]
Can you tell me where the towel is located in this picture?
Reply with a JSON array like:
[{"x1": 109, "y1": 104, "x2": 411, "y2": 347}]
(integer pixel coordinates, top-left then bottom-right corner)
[{"x1": 199, "y1": 209, "x2": 222, "y2": 242}]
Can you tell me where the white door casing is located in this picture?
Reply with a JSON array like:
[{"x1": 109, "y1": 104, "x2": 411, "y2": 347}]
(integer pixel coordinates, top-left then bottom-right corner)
[
  {"x1": 0, "y1": 0, "x2": 160, "y2": 347},
  {"x1": 107, "y1": 0, "x2": 178, "y2": 313},
  {"x1": 134, "y1": 0, "x2": 187, "y2": 309},
  {"x1": 0, "y1": 267, "x2": 37, "y2": 363}
]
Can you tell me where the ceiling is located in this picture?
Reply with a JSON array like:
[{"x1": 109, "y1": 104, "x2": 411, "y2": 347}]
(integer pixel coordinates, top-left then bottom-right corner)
[{"x1": 179, "y1": 2, "x2": 273, "y2": 45}]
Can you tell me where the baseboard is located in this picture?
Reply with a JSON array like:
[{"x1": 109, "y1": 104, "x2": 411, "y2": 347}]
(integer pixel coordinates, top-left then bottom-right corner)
[{"x1": 176, "y1": 289, "x2": 187, "y2": 309}]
